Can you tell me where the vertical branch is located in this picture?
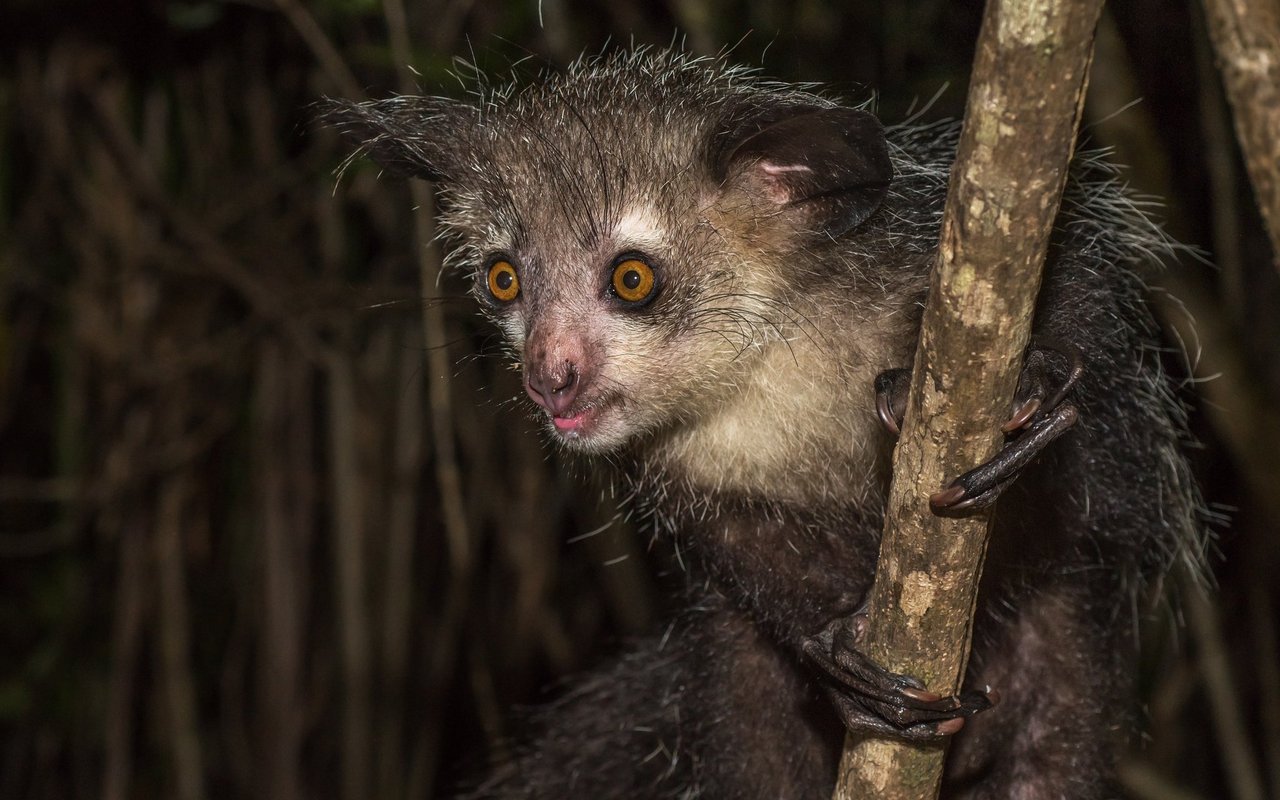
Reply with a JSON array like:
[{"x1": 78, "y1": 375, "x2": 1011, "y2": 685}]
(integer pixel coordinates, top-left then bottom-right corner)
[
  {"x1": 377, "y1": 329, "x2": 426, "y2": 800},
  {"x1": 1085, "y1": 20, "x2": 1275, "y2": 799},
  {"x1": 381, "y1": 0, "x2": 471, "y2": 605},
  {"x1": 326, "y1": 352, "x2": 372, "y2": 800},
  {"x1": 255, "y1": 342, "x2": 306, "y2": 800},
  {"x1": 154, "y1": 471, "x2": 208, "y2": 800},
  {"x1": 1190, "y1": 9, "x2": 1245, "y2": 322},
  {"x1": 102, "y1": 521, "x2": 146, "y2": 800},
  {"x1": 381, "y1": 2, "x2": 477, "y2": 791},
  {"x1": 834, "y1": 0, "x2": 1104, "y2": 796},
  {"x1": 1250, "y1": 586, "x2": 1280, "y2": 800},
  {"x1": 1199, "y1": 0, "x2": 1280, "y2": 271},
  {"x1": 1184, "y1": 577, "x2": 1267, "y2": 800}
]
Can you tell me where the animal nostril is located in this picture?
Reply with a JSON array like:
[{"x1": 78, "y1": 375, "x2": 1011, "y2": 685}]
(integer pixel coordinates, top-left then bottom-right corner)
[
  {"x1": 526, "y1": 361, "x2": 582, "y2": 414},
  {"x1": 552, "y1": 364, "x2": 578, "y2": 394}
]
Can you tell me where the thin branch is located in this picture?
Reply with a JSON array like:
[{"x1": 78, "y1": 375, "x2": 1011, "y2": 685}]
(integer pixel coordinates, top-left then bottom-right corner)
[
  {"x1": 102, "y1": 522, "x2": 147, "y2": 800},
  {"x1": 1184, "y1": 574, "x2": 1267, "y2": 800},
  {"x1": 326, "y1": 352, "x2": 373, "y2": 800},
  {"x1": 381, "y1": 4, "x2": 478, "y2": 792},
  {"x1": 154, "y1": 472, "x2": 208, "y2": 800},
  {"x1": 1199, "y1": 0, "x2": 1280, "y2": 273},
  {"x1": 377, "y1": 329, "x2": 427, "y2": 799},
  {"x1": 382, "y1": 0, "x2": 472, "y2": 588},
  {"x1": 1249, "y1": 585, "x2": 1280, "y2": 800},
  {"x1": 256, "y1": 342, "x2": 306, "y2": 800},
  {"x1": 834, "y1": 0, "x2": 1104, "y2": 795}
]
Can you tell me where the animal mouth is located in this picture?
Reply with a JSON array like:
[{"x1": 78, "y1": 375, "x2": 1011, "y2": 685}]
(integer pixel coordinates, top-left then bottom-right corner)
[{"x1": 549, "y1": 394, "x2": 618, "y2": 438}]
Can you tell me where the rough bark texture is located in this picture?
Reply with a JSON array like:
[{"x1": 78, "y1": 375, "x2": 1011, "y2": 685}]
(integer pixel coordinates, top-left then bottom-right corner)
[
  {"x1": 1200, "y1": 0, "x2": 1280, "y2": 271},
  {"x1": 832, "y1": 0, "x2": 1105, "y2": 797}
]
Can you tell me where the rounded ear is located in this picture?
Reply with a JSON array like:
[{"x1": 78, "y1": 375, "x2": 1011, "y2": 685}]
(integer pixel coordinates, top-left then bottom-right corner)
[
  {"x1": 318, "y1": 95, "x2": 474, "y2": 182},
  {"x1": 714, "y1": 106, "x2": 893, "y2": 238}
]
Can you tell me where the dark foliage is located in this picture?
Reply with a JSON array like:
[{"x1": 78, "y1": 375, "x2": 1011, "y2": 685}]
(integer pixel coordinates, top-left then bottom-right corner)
[{"x1": 0, "y1": 1, "x2": 1275, "y2": 798}]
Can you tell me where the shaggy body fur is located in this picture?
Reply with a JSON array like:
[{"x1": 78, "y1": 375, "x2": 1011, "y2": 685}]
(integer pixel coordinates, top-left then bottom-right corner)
[{"x1": 326, "y1": 49, "x2": 1201, "y2": 799}]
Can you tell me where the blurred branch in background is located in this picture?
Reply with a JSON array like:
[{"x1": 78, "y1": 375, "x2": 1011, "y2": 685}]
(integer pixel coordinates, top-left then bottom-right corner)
[
  {"x1": 1198, "y1": 0, "x2": 1280, "y2": 275},
  {"x1": 0, "y1": 1, "x2": 1277, "y2": 798}
]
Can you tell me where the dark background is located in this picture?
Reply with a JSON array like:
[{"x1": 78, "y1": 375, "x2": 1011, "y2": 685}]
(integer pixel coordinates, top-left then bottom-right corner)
[{"x1": 2, "y1": 0, "x2": 1278, "y2": 798}]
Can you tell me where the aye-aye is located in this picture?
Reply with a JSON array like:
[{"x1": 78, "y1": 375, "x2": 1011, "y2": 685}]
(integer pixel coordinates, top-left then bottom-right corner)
[{"x1": 325, "y1": 49, "x2": 1202, "y2": 799}]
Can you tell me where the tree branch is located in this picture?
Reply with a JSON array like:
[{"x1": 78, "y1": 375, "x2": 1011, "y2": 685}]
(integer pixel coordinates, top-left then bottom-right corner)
[
  {"x1": 1199, "y1": 0, "x2": 1280, "y2": 273},
  {"x1": 833, "y1": 0, "x2": 1105, "y2": 796}
]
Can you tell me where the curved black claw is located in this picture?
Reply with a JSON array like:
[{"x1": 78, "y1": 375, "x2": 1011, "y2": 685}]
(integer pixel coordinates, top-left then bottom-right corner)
[
  {"x1": 874, "y1": 368, "x2": 912, "y2": 436},
  {"x1": 1003, "y1": 338, "x2": 1084, "y2": 433},
  {"x1": 930, "y1": 340, "x2": 1085, "y2": 514},
  {"x1": 802, "y1": 615, "x2": 997, "y2": 741},
  {"x1": 877, "y1": 339, "x2": 1080, "y2": 439},
  {"x1": 931, "y1": 402, "x2": 1079, "y2": 513}
]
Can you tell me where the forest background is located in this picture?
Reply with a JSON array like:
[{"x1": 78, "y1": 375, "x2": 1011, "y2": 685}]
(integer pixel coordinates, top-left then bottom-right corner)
[{"x1": 2, "y1": 0, "x2": 1278, "y2": 798}]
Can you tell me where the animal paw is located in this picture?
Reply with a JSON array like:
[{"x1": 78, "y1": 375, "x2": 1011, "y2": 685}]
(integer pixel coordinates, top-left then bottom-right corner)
[
  {"x1": 802, "y1": 614, "x2": 996, "y2": 741},
  {"x1": 873, "y1": 339, "x2": 1083, "y2": 512}
]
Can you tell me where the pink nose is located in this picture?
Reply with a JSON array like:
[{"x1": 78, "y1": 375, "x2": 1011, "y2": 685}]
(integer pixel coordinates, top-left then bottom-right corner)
[{"x1": 525, "y1": 361, "x2": 579, "y2": 415}]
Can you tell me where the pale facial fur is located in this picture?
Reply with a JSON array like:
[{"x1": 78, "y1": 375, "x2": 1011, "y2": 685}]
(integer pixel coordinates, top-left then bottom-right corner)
[{"x1": 465, "y1": 191, "x2": 914, "y2": 508}]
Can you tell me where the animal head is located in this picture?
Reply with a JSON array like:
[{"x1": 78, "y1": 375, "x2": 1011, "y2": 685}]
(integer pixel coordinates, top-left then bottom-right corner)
[{"x1": 325, "y1": 51, "x2": 892, "y2": 456}]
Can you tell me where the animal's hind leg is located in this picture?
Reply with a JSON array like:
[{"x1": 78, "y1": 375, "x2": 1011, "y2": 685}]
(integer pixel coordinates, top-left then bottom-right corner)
[
  {"x1": 943, "y1": 584, "x2": 1130, "y2": 800},
  {"x1": 459, "y1": 632, "x2": 695, "y2": 798},
  {"x1": 463, "y1": 599, "x2": 841, "y2": 799}
]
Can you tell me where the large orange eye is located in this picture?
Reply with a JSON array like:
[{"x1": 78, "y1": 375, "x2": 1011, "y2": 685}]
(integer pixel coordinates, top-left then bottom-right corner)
[
  {"x1": 487, "y1": 260, "x2": 520, "y2": 302},
  {"x1": 611, "y1": 258, "x2": 656, "y2": 304}
]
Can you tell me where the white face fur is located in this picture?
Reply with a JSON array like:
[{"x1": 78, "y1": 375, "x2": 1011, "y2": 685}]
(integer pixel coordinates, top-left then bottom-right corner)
[
  {"x1": 476, "y1": 199, "x2": 783, "y2": 455},
  {"x1": 468, "y1": 189, "x2": 905, "y2": 509}
]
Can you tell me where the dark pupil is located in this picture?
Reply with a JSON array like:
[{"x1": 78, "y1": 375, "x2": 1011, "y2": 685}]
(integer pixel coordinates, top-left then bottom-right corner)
[
  {"x1": 495, "y1": 270, "x2": 513, "y2": 291},
  {"x1": 622, "y1": 269, "x2": 642, "y2": 290}
]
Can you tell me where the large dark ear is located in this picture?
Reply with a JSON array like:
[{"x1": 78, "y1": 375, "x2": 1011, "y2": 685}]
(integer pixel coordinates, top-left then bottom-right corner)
[
  {"x1": 714, "y1": 106, "x2": 892, "y2": 238},
  {"x1": 318, "y1": 95, "x2": 474, "y2": 182}
]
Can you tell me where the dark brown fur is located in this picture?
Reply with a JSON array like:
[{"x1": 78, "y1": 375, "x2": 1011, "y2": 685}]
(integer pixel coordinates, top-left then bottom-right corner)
[{"x1": 324, "y1": 49, "x2": 1202, "y2": 799}]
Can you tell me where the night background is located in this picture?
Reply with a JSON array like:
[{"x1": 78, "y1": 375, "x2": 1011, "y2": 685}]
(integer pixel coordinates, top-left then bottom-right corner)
[{"x1": 1, "y1": 0, "x2": 1277, "y2": 798}]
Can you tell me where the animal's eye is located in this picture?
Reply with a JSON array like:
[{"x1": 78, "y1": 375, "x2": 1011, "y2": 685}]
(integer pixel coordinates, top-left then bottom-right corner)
[
  {"x1": 487, "y1": 260, "x2": 520, "y2": 303},
  {"x1": 611, "y1": 258, "x2": 657, "y2": 304}
]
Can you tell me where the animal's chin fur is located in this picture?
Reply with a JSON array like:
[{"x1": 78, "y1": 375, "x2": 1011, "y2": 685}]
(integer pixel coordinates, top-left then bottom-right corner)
[
  {"x1": 648, "y1": 351, "x2": 895, "y2": 508},
  {"x1": 544, "y1": 418, "x2": 633, "y2": 456},
  {"x1": 530, "y1": 390, "x2": 654, "y2": 456},
  {"x1": 532, "y1": 320, "x2": 905, "y2": 510}
]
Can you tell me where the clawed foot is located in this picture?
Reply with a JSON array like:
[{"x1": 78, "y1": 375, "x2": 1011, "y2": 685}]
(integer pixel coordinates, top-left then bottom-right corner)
[
  {"x1": 874, "y1": 339, "x2": 1083, "y2": 513},
  {"x1": 803, "y1": 614, "x2": 996, "y2": 741}
]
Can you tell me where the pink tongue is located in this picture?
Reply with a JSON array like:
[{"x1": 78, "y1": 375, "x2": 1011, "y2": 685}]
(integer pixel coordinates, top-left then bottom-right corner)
[{"x1": 553, "y1": 414, "x2": 583, "y2": 432}]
